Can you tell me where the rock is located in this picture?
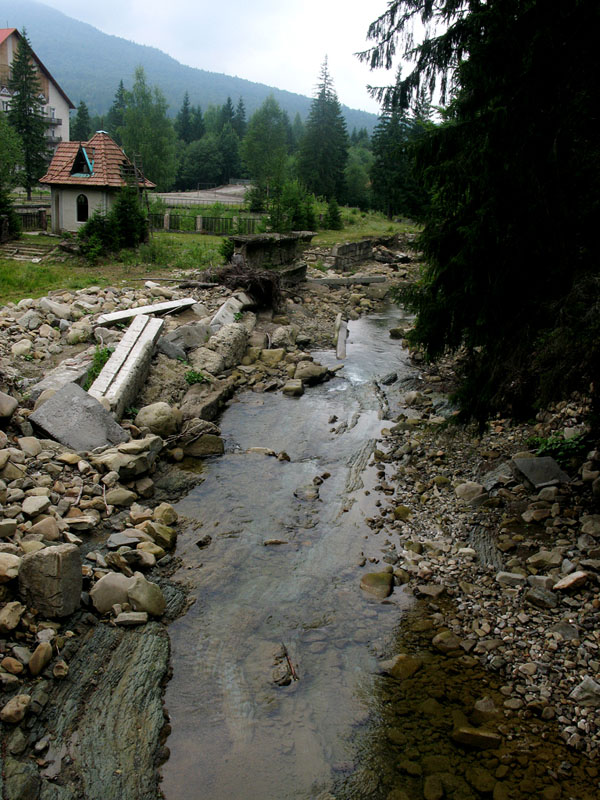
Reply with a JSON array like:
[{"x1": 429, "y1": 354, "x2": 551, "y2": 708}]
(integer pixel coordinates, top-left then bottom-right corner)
[
  {"x1": 452, "y1": 725, "x2": 502, "y2": 750},
  {"x1": 527, "y1": 548, "x2": 563, "y2": 569},
  {"x1": 105, "y1": 487, "x2": 138, "y2": 507},
  {"x1": 89, "y1": 572, "x2": 135, "y2": 614},
  {"x1": 40, "y1": 297, "x2": 74, "y2": 320},
  {"x1": 18, "y1": 544, "x2": 82, "y2": 617},
  {"x1": 0, "y1": 694, "x2": 31, "y2": 724},
  {"x1": 260, "y1": 348, "x2": 286, "y2": 367},
  {"x1": 28, "y1": 642, "x2": 53, "y2": 676},
  {"x1": 127, "y1": 572, "x2": 166, "y2": 617},
  {"x1": 432, "y1": 630, "x2": 462, "y2": 653},
  {"x1": 512, "y1": 456, "x2": 570, "y2": 489},
  {"x1": 569, "y1": 676, "x2": 600, "y2": 707},
  {"x1": 360, "y1": 571, "x2": 393, "y2": 599},
  {"x1": 0, "y1": 391, "x2": 18, "y2": 419},
  {"x1": 137, "y1": 541, "x2": 166, "y2": 559},
  {"x1": 21, "y1": 495, "x2": 51, "y2": 517},
  {"x1": 29, "y1": 383, "x2": 130, "y2": 452},
  {"x1": 206, "y1": 323, "x2": 248, "y2": 368},
  {"x1": 496, "y1": 571, "x2": 527, "y2": 587},
  {"x1": 553, "y1": 571, "x2": 589, "y2": 591},
  {"x1": 393, "y1": 505, "x2": 412, "y2": 521},
  {"x1": 188, "y1": 347, "x2": 225, "y2": 375},
  {"x1": 380, "y1": 653, "x2": 422, "y2": 680},
  {"x1": 53, "y1": 660, "x2": 69, "y2": 679},
  {"x1": 282, "y1": 380, "x2": 304, "y2": 396},
  {"x1": 524, "y1": 587, "x2": 558, "y2": 609},
  {"x1": 466, "y1": 766, "x2": 495, "y2": 794},
  {"x1": 183, "y1": 434, "x2": 224, "y2": 457},
  {"x1": 455, "y1": 482, "x2": 487, "y2": 504},
  {"x1": 11, "y1": 339, "x2": 33, "y2": 357},
  {"x1": 0, "y1": 601, "x2": 25, "y2": 632},
  {"x1": 138, "y1": 521, "x2": 177, "y2": 550},
  {"x1": 0, "y1": 519, "x2": 18, "y2": 538},
  {"x1": 135, "y1": 402, "x2": 181, "y2": 438},
  {"x1": 423, "y1": 774, "x2": 444, "y2": 800},
  {"x1": 29, "y1": 517, "x2": 60, "y2": 541},
  {"x1": 153, "y1": 502, "x2": 178, "y2": 525},
  {"x1": 471, "y1": 696, "x2": 500, "y2": 726},
  {"x1": 115, "y1": 611, "x2": 148, "y2": 626},
  {"x1": 294, "y1": 361, "x2": 328, "y2": 385},
  {"x1": 1, "y1": 657, "x2": 24, "y2": 675},
  {"x1": 0, "y1": 553, "x2": 22, "y2": 583}
]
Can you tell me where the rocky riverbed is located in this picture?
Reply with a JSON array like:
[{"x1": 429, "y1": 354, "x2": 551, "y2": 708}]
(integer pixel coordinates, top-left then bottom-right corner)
[{"x1": 0, "y1": 237, "x2": 598, "y2": 799}]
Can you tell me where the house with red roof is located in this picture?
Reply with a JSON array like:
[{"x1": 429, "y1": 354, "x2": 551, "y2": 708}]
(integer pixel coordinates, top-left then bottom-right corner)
[
  {"x1": 39, "y1": 131, "x2": 155, "y2": 233},
  {"x1": 0, "y1": 28, "x2": 74, "y2": 152}
]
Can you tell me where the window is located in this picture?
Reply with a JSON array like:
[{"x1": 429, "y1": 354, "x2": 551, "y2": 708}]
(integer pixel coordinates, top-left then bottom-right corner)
[{"x1": 76, "y1": 194, "x2": 88, "y2": 222}]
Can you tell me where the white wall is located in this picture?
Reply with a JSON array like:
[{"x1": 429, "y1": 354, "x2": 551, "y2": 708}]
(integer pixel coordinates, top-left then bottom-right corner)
[{"x1": 51, "y1": 187, "x2": 116, "y2": 233}]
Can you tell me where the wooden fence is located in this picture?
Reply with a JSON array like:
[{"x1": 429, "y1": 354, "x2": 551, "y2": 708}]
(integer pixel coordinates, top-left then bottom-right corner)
[{"x1": 148, "y1": 213, "x2": 261, "y2": 235}]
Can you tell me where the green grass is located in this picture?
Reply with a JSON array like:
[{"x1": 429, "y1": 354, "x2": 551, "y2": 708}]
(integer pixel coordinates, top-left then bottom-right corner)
[
  {"x1": 312, "y1": 207, "x2": 420, "y2": 246},
  {"x1": 0, "y1": 259, "x2": 110, "y2": 304}
]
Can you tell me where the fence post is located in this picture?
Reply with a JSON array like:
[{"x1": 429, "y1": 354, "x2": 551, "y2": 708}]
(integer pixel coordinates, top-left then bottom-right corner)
[
  {"x1": 163, "y1": 213, "x2": 169, "y2": 231},
  {"x1": 196, "y1": 216, "x2": 203, "y2": 232}
]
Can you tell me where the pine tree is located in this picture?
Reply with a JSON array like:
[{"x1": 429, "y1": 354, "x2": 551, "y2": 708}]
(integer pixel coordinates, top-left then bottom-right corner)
[
  {"x1": 71, "y1": 100, "x2": 91, "y2": 141},
  {"x1": 297, "y1": 58, "x2": 349, "y2": 201},
  {"x1": 175, "y1": 91, "x2": 193, "y2": 144},
  {"x1": 7, "y1": 28, "x2": 48, "y2": 200},
  {"x1": 218, "y1": 97, "x2": 235, "y2": 132},
  {"x1": 189, "y1": 105, "x2": 205, "y2": 141},
  {"x1": 363, "y1": 0, "x2": 600, "y2": 419},
  {"x1": 0, "y1": 114, "x2": 23, "y2": 235},
  {"x1": 233, "y1": 98, "x2": 247, "y2": 139},
  {"x1": 240, "y1": 96, "x2": 289, "y2": 209},
  {"x1": 106, "y1": 80, "x2": 128, "y2": 144}
]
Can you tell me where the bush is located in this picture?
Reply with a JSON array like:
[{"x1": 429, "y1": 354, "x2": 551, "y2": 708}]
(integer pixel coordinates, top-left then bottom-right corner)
[
  {"x1": 324, "y1": 198, "x2": 343, "y2": 230},
  {"x1": 77, "y1": 187, "x2": 148, "y2": 260}
]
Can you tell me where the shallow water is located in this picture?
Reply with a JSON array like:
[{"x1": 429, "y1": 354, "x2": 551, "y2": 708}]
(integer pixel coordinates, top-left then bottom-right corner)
[{"x1": 161, "y1": 306, "x2": 416, "y2": 799}]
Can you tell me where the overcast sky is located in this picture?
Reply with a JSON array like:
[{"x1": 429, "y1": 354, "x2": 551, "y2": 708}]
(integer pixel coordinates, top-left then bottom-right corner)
[{"x1": 37, "y1": 0, "x2": 394, "y2": 114}]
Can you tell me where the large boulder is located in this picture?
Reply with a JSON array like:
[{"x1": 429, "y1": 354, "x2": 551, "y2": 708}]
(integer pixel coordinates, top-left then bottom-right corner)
[
  {"x1": 18, "y1": 544, "x2": 82, "y2": 617},
  {"x1": 127, "y1": 572, "x2": 166, "y2": 616},
  {"x1": 135, "y1": 402, "x2": 182, "y2": 438},
  {"x1": 89, "y1": 572, "x2": 135, "y2": 614},
  {"x1": 206, "y1": 323, "x2": 248, "y2": 369},
  {"x1": 188, "y1": 347, "x2": 225, "y2": 376},
  {"x1": 294, "y1": 360, "x2": 328, "y2": 386}
]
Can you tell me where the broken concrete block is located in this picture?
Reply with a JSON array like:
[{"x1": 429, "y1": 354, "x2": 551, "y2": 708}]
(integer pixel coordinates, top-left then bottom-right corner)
[
  {"x1": 96, "y1": 298, "x2": 197, "y2": 326},
  {"x1": 18, "y1": 544, "x2": 82, "y2": 618},
  {"x1": 29, "y1": 383, "x2": 129, "y2": 452},
  {"x1": 28, "y1": 349, "x2": 95, "y2": 402},
  {"x1": 88, "y1": 314, "x2": 164, "y2": 419}
]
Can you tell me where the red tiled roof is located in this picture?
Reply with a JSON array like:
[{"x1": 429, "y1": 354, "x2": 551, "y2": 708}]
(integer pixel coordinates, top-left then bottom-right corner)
[
  {"x1": 40, "y1": 132, "x2": 156, "y2": 189},
  {"x1": 0, "y1": 28, "x2": 17, "y2": 46}
]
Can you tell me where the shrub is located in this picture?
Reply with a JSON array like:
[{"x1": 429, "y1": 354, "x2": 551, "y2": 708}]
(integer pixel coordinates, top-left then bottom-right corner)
[{"x1": 185, "y1": 369, "x2": 211, "y2": 385}]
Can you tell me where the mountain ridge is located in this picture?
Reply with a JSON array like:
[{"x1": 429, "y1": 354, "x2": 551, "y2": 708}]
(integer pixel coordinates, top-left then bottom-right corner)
[{"x1": 0, "y1": 0, "x2": 378, "y2": 132}]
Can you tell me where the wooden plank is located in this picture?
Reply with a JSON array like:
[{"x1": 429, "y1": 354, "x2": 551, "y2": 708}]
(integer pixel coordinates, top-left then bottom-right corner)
[{"x1": 96, "y1": 297, "x2": 198, "y2": 326}]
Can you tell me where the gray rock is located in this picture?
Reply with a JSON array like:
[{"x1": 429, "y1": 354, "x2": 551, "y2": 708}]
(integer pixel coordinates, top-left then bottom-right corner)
[
  {"x1": 206, "y1": 323, "x2": 248, "y2": 369},
  {"x1": 89, "y1": 572, "x2": 135, "y2": 614},
  {"x1": 135, "y1": 402, "x2": 181, "y2": 438},
  {"x1": 30, "y1": 383, "x2": 130, "y2": 452},
  {"x1": 294, "y1": 360, "x2": 328, "y2": 385},
  {"x1": 512, "y1": 456, "x2": 570, "y2": 489},
  {"x1": 0, "y1": 391, "x2": 18, "y2": 419},
  {"x1": 496, "y1": 571, "x2": 527, "y2": 587},
  {"x1": 569, "y1": 676, "x2": 600, "y2": 707},
  {"x1": 127, "y1": 572, "x2": 166, "y2": 617},
  {"x1": 115, "y1": 611, "x2": 148, "y2": 626},
  {"x1": 524, "y1": 586, "x2": 558, "y2": 609},
  {"x1": 163, "y1": 321, "x2": 210, "y2": 351},
  {"x1": 40, "y1": 297, "x2": 74, "y2": 320},
  {"x1": 188, "y1": 347, "x2": 225, "y2": 375},
  {"x1": 18, "y1": 544, "x2": 82, "y2": 617},
  {"x1": 156, "y1": 338, "x2": 186, "y2": 361},
  {"x1": 22, "y1": 495, "x2": 51, "y2": 517}
]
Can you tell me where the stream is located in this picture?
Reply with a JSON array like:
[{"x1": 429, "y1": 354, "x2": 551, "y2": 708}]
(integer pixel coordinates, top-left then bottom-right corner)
[{"x1": 161, "y1": 304, "x2": 416, "y2": 799}]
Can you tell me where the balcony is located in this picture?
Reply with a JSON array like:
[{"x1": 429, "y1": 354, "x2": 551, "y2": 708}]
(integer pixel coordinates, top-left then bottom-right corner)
[{"x1": 43, "y1": 115, "x2": 62, "y2": 126}]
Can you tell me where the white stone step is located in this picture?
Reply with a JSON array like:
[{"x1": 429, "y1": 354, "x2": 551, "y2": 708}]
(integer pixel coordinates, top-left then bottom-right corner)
[
  {"x1": 96, "y1": 297, "x2": 198, "y2": 326},
  {"x1": 89, "y1": 315, "x2": 164, "y2": 418}
]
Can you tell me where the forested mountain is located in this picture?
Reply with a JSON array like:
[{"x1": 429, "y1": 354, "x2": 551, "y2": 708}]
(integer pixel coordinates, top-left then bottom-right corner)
[{"x1": 0, "y1": 0, "x2": 377, "y2": 132}]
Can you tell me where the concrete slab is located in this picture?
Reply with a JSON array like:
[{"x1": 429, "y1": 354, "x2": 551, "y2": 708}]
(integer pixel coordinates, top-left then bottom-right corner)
[
  {"x1": 96, "y1": 298, "x2": 197, "y2": 326},
  {"x1": 29, "y1": 348, "x2": 95, "y2": 402},
  {"x1": 335, "y1": 313, "x2": 348, "y2": 359},
  {"x1": 89, "y1": 315, "x2": 164, "y2": 419},
  {"x1": 209, "y1": 293, "x2": 255, "y2": 333},
  {"x1": 512, "y1": 456, "x2": 570, "y2": 489},
  {"x1": 29, "y1": 383, "x2": 129, "y2": 452}
]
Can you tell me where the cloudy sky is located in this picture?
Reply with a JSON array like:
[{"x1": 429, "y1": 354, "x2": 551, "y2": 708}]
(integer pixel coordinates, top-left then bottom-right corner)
[{"x1": 37, "y1": 0, "x2": 396, "y2": 113}]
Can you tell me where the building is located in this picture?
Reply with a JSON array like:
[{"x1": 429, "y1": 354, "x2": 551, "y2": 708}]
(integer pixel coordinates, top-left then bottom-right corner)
[
  {"x1": 0, "y1": 27, "x2": 74, "y2": 152},
  {"x1": 40, "y1": 131, "x2": 155, "y2": 233}
]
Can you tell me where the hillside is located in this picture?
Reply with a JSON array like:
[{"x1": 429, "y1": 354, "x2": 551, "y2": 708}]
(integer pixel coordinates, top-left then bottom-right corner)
[{"x1": 0, "y1": 0, "x2": 378, "y2": 133}]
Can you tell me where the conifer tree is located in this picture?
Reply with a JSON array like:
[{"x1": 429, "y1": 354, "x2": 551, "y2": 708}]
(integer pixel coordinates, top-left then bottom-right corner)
[
  {"x1": 189, "y1": 105, "x2": 205, "y2": 141},
  {"x1": 106, "y1": 80, "x2": 128, "y2": 144},
  {"x1": 297, "y1": 58, "x2": 349, "y2": 201},
  {"x1": 71, "y1": 100, "x2": 91, "y2": 141},
  {"x1": 7, "y1": 28, "x2": 48, "y2": 200},
  {"x1": 175, "y1": 91, "x2": 193, "y2": 143},
  {"x1": 233, "y1": 98, "x2": 247, "y2": 139},
  {"x1": 0, "y1": 114, "x2": 23, "y2": 235},
  {"x1": 362, "y1": 0, "x2": 599, "y2": 419}
]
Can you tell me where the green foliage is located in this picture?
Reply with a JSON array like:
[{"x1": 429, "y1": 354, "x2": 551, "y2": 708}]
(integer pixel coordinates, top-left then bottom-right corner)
[
  {"x1": 241, "y1": 96, "x2": 289, "y2": 208},
  {"x1": 268, "y1": 180, "x2": 316, "y2": 233},
  {"x1": 345, "y1": 144, "x2": 374, "y2": 210},
  {"x1": 324, "y1": 198, "x2": 343, "y2": 231},
  {"x1": 7, "y1": 28, "x2": 48, "y2": 200},
  {"x1": 71, "y1": 100, "x2": 91, "y2": 141},
  {"x1": 118, "y1": 67, "x2": 177, "y2": 190},
  {"x1": 219, "y1": 237, "x2": 235, "y2": 263},
  {"x1": 185, "y1": 369, "x2": 211, "y2": 386},
  {"x1": 369, "y1": 1, "x2": 600, "y2": 421},
  {"x1": 77, "y1": 187, "x2": 147, "y2": 260},
  {"x1": 0, "y1": 116, "x2": 23, "y2": 237},
  {"x1": 297, "y1": 59, "x2": 349, "y2": 202},
  {"x1": 527, "y1": 433, "x2": 587, "y2": 468},
  {"x1": 84, "y1": 345, "x2": 114, "y2": 390}
]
